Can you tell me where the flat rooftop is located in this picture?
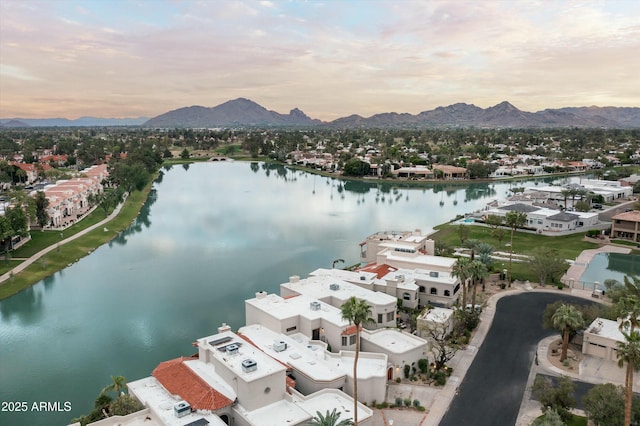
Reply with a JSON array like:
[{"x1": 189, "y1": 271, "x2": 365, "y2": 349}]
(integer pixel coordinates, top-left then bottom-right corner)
[
  {"x1": 197, "y1": 330, "x2": 287, "y2": 382},
  {"x1": 240, "y1": 399, "x2": 311, "y2": 426},
  {"x1": 419, "y1": 307, "x2": 455, "y2": 322},
  {"x1": 363, "y1": 328, "x2": 427, "y2": 354},
  {"x1": 586, "y1": 317, "x2": 625, "y2": 342},
  {"x1": 246, "y1": 293, "x2": 349, "y2": 328},
  {"x1": 282, "y1": 275, "x2": 397, "y2": 307},
  {"x1": 378, "y1": 250, "x2": 457, "y2": 269},
  {"x1": 238, "y1": 324, "x2": 345, "y2": 383}
]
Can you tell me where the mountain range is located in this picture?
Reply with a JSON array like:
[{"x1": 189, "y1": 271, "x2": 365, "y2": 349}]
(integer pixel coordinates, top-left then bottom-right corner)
[
  {"x1": 0, "y1": 116, "x2": 149, "y2": 127},
  {"x1": 143, "y1": 99, "x2": 639, "y2": 128},
  {"x1": 2, "y1": 99, "x2": 639, "y2": 128}
]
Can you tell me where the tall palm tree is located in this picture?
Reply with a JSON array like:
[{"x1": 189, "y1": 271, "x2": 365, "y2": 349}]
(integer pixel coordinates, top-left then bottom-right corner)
[
  {"x1": 617, "y1": 330, "x2": 640, "y2": 426},
  {"x1": 341, "y1": 297, "x2": 372, "y2": 426},
  {"x1": 307, "y1": 408, "x2": 354, "y2": 426},
  {"x1": 505, "y1": 210, "x2": 527, "y2": 286},
  {"x1": 618, "y1": 276, "x2": 640, "y2": 332},
  {"x1": 469, "y1": 260, "x2": 489, "y2": 307},
  {"x1": 551, "y1": 304, "x2": 584, "y2": 362},
  {"x1": 452, "y1": 257, "x2": 471, "y2": 307}
]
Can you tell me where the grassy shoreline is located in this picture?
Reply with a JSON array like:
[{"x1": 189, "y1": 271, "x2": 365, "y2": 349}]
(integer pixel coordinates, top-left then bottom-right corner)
[{"x1": 0, "y1": 184, "x2": 153, "y2": 300}]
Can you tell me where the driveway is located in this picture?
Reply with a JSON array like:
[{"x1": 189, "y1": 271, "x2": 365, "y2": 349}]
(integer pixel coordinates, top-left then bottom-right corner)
[{"x1": 440, "y1": 292, "x2": 590, "y2": 426}]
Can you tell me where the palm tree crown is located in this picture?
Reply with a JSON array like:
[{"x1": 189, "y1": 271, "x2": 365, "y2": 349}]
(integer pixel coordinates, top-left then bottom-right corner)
[
  {"x1": 307, "y1": 408, "x2": 354, "y2": 426},
  {"x1": 452, "y1": 257, "x2": 471, "y2": 307},
  {"x1": 551, "y1": 304, "x2": 583, "y2": 362}
]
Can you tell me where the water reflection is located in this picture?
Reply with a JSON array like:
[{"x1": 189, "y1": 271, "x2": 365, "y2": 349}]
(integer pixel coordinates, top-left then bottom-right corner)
[
  {"x1": 182, "y1": 163, "x2": 190, "y2": 171},
  {"x1": 0, "y1": 285, "x2": 43, "y2": 324},
  {"x1": 110, "y1": 189, "x2": 157, "y2": 247}
]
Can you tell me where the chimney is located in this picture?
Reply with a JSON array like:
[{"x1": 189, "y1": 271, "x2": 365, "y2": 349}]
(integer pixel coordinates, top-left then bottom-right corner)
[{"x1": 218, "y1": 323, "x2": 232, "y2": 333}]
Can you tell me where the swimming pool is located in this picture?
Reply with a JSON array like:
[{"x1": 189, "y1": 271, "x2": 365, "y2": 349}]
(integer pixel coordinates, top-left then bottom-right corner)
[{"x1": 579, "y1": 252, "x2": 640, "y2": 290}]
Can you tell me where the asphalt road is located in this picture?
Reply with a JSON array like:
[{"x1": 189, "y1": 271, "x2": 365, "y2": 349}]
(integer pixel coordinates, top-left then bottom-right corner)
[{"x1": 440, "y1": 292, "x2": 591, "y2": 426}]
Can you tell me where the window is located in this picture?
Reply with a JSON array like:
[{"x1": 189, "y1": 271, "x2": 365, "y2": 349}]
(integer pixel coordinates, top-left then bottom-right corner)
[
  {"x1": 286, "y1": 326, "x2": 297, "y2": 333},
  {"x1": 444, "y1": 290, "x2": 450, "y2": 297},
  {"x1": 403, "y1": 292, "x2": 411, "y2": 300},
  {"x1": 342, "y1": 336, "x2": 348, "y2": 346},
  {"x1": 454, "y1": 284, "x2": 460, "y2": 294},
  {"x1": 387, "y1": 312, "x2": 394, "y2": 322},
  {"x1": 378, "y1": 314, "x2": 383, "y2": 323},
  {"x1": 350, "y1": 335, "x2": 356, "y2": 345},
  {"x1": 430, "y1": 287, "x2": 437, "y2": 295},
  {"x1": 419, "y1": 286, "x2": 425, "y2": 293}
]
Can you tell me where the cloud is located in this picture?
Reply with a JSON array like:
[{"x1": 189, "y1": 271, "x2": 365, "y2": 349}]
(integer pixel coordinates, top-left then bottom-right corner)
[{"x1": 0, "y1": 0, "x2": 638, "y2": 119}]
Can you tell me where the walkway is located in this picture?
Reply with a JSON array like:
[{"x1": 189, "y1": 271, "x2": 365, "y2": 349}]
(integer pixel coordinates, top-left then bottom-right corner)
[{"x1": 0, "y1": 198, "x2": 126, "y2": 285}]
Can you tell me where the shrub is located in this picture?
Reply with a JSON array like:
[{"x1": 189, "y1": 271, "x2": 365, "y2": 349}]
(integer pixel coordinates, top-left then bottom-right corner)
[
  {"x1": 395, "y1": 377, "x2": 401, "y2": 383},
  {"x1": 434, "y1": 370, "x2": 447, "y2": 386},
  {"x1": 418, "y1": 358, "x2": 429, "y2": 374},
  {"x1": 395, "y1": 397, "x2": 403, "y2": 406},
  {"x1": 413, "y1": 399, "x2": 420, "y2": 408},
  {"x1": 404, "y1": 398, "x2": 412, "y2": 407},
  {"x1": 417, "y1": 406, "x2": 426, "y2": 411},
  {"x1": 404, "y1": 364, "x2": 411, "y2": 378}
]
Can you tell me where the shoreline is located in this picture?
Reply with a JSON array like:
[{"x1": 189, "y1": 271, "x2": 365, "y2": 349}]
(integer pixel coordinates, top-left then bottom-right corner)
[{"x1": 0, "y1": 181, "x2": 155, "y2": 300}]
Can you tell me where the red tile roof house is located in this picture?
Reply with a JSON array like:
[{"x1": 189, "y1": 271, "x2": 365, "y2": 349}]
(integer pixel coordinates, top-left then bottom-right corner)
[{"x1": 35, "y1": 164, "x2": 108, "y2": 229}]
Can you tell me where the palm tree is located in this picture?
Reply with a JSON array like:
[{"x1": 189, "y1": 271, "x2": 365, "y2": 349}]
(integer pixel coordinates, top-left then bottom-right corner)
[
  {"x1": 341, "y1": 297, "x2": 372, "y2": 426},
  {"x1": 452, "y1": 257, "x2": 471, "y2": 307},
  {"x1": 307, "y1": 408, "x2": 354, "y2": 426},
  {"x1": 617, "y1": 330, "x2": 640, "y2": 426},
  {"x1": 469, "y1": 260, "x2": 489, "y2": 307},
  {"x1": 505, "y1": 210, "x2": 527, "y2": 286},
  {"x1": 101, "y1": 375, "x2": 127, "y2": 399},
  {"x1": 618, "y1": 276, "x2": 640, "y2": 332},
  {"x1": 551, "y1": 304, "x2": 584, "y2": 362}
]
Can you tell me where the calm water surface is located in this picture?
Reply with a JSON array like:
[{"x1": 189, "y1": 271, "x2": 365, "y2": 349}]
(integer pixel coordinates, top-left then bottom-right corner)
[
  {"x1": 0, "y1": 162, "x2": 575, "y2": 425},
  {"x1": 580, "y1": 252, "x2": 640, "y2": 289}
]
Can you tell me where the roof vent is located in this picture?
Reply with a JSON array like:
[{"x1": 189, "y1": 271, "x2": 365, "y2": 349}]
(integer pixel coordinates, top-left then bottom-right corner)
[
  {"x1": 273, "y1": 340, "x2": 288, "y2": 352},
  {"x1": 226, "y1": 344, "x2": 239, "y2": 355},
  {"x1": 360, "y1": 275, "x2": 366, "y2": 281},
  {"x1": 174, "y1": 401, "x2": 191, "y2": 418},
  {"x1": 310, "y1": 301, "x2": 321, "y2": 311},
  {"x1": 242, "y1": 358, "x2": 257, "y2": 373},
  {"x1": 429, "y1": 271, "x2": 439, "y2": 278},
  {"x1": 329, "y1": 283, "x2": 340, "y2": 291}
]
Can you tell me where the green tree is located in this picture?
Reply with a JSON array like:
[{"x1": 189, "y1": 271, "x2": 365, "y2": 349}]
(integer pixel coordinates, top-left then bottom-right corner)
[
  {"x1": 180, "y1": 148, "x2": 190, "y2": 159},
  {"x1": 456, "y1": 224, "x2": 470, "y2": 244},
  {"x1": 452, "y1": 257, "x2": 471, "y2": 308},
  {"x1": 531, "y1": 409, "x2": 565, "y2": 426},
  {"x1": 109, "y1": 394, "x2": 143, "y2": 417},
  {"x1": 505, "y1": 210, "x2": 527, "y2": 284},
  {"x1": 343, "y1": 158, "x2": 371, "y2": 177},
  {"x1": 101, "y1": 375, "x2": 128, "y2": 399},
  {"x1": 528, "y1": 246, "x2": 569, "y2": 286},
  {"x1": 617, "y1": 330, "x2": 640, "y2": 426},
  {"x1": 583, "y1": 383, "x2": 627, "y2": 426},
  {"x1": 552, "y1": 304, "x2": 584, "y2": 362},
  {"x1": 532, "y1": 375, "x2": 575, "y2": 422},
  {"x1": 340, "y1": 297, "x2": 372, "y2": 426},
  {"x1": 34, "y1": 190, "x2": 49, "y2": 228},
  {"x1": 307, "y1": 408, "x2": 354, "y2": 426}
]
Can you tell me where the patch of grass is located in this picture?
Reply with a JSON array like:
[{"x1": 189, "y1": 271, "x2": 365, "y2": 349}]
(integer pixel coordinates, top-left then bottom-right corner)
[
  {"x1": 0, "y1": 186, "x2": 152, "y2": 300},
  {"x1": 432, "y1": 223, "x2": 599, "y2": 282}
]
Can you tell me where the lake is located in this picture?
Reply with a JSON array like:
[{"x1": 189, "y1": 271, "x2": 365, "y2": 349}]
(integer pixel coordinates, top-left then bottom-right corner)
[{"x1": 0, "y1": 162, "x2": 576, "y2": 425}]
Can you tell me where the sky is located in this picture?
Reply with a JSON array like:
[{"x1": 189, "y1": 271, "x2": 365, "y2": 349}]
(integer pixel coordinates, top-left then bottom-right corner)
[{"x1": 1, "y1": 0, "x2": 639, "y2": 121}]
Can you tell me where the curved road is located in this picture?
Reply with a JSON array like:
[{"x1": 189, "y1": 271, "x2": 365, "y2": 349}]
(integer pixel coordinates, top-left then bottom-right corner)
[{"x1": 440, "y1": 292, "x2": 592, "y2": 426}]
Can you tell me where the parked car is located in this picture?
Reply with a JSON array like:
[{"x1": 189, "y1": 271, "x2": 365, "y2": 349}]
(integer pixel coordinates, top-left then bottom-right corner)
[{"x1": 593, "y1": 203, "x2": 603, "y2": 209}]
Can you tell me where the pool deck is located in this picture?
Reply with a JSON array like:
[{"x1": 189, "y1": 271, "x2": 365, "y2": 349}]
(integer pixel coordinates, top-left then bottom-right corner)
[{"x1": 562, "y1": 244, "x2": 632, "y2": 288}]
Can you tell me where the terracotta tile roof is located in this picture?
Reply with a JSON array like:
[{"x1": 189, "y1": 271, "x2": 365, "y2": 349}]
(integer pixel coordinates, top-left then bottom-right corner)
[
  {"x1": 357, "y1": 262, "x2": 397, "y2": 279},
  {"x1": 341, "y1": 325, "x2": 361, "y2": 336},
  {"x1": 152, "y1": 357, "x2": 234, "y2": 411}
]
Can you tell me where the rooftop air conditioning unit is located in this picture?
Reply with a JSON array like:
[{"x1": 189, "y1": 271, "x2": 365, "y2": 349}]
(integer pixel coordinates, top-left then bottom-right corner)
[
  {"x1": 226, "y1": 344, "x2": 239, "y2": 355},
  {"x1": 310, "y1": 301, "x2": 321, "y2": 311},
  {"x1": 429, "y1": 271, "x2": 439, "y2": 278},
  {"x1": 174, "y1": 401, "x2": 191, "y2": 418},
  {"x1": 329, "y1": 283, "x2": 340, "y2": 291},
  {"x1": 273, "y1": 340, "x2": 287, "y2": 352},
  {"x1": 360, "y1": 275, "x2": 366, "y2": 281},
  {"x1": 241, "y1": 359, "x2": 257, "y2": 373}
]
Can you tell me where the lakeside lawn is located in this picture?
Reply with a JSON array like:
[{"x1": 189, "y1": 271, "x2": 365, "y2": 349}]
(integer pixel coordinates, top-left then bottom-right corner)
[
  {"x1": 431, "y1": 222, "x2": 601, "y2": 283},
  {"x1": 0, "y1": 187, "x2": 151, "y2": 300}
]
